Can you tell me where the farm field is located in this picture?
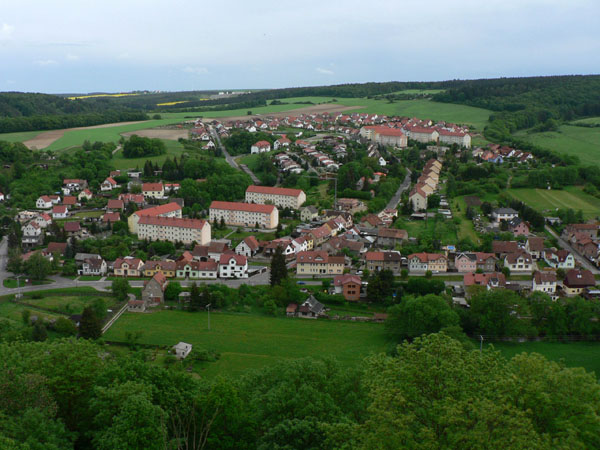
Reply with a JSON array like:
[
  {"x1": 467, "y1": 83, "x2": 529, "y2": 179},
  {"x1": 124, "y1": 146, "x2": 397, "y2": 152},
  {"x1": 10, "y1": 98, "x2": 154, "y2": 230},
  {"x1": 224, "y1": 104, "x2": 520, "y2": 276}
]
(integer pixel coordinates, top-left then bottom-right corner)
[
  {"x1": 489, "y1": 341, "x2": 600, "y2": 378},
  {"x1": 514, "y1": 125, "x2": 600, "y2": 166},
  {"x1": 104, "y1": 310, "x2": 389, "y2": 377},
  {"x1": 506, "y1": 186, "x2": 600, "y2": 219},
  {"x1": 277, "y1": 96, "x2": 492, "y2": 131},
  {"x1": 0, "y1": 130, "x2": 44, "y2": 143}
]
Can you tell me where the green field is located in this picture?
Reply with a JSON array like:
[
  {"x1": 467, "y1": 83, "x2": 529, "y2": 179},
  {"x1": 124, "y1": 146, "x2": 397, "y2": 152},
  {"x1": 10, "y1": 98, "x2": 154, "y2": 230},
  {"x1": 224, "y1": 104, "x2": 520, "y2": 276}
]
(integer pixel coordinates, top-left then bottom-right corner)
[
  {"x1": 489, "y1": 341, "x2": 600, "y2": 378},
  {"x1": 104, "y1": 310, "x2": 388, "y2": 377},
  {"x1": 278, "y1": 96, "x2": 492, "y2": 131},
  {"x1": 514, "y1": 125, "x2": 600, "y2": 166},
  {"x1": 0, "y1": 130, "x2": 44, "y2": 143},
  {"x1": 506, "y1": 186, "x2": 600, "y2": 219},
  {"x1": 453, "y1": 196, "x2": 481, "y2": 243},
  {"x1": 111, "y1": 139, "x2": 186, "y2": 170},
  {"x1": 572, "y1": 117, "x2": 600, "y2": 125},
  {"x1": 23, "y1": 295, "x2": 115, "y2": 315},
  {"x1": 0, "y1": 300, "x2": 63, "y2": 325}
]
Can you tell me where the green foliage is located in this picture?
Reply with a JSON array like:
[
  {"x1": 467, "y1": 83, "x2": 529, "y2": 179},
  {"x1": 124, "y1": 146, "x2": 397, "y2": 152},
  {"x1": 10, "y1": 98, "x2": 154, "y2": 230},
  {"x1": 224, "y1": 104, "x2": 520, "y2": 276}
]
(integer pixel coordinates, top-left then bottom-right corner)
[
  {"x1": 223, "y1": 129, "x2": 276, "y2": 156},
  {"x1": 78, "y1": 306, "x2": 103, "y2": 340},
  {"x1": 111, "y1": 278, "x2": 130, "y2": 302},
  {"x1": 54, "y1": 317, "x2": 78, "y2": 336},
  {"x1": 122, "y1": 135, "x2": 166, "y2": 158},
  {"x1": 385, "y1": 294, "x2": 460, "y2": 343},
  {"x1": 270, "y1": 246, "x2": 287, "y2": 287},
  {"x1": 164, "y1": 282, "x2": 182, "y2": 302},
  {"x1": 24, "y1": 252, "x2": 51, "y2": 281}
]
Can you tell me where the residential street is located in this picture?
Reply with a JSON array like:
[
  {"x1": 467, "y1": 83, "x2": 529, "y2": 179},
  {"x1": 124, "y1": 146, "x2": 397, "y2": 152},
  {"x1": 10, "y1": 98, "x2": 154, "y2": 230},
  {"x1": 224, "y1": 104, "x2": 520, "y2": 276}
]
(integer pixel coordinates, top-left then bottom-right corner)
[
  {"x1": 385, "y1": 169, "x2": 412, "y2": 211},
  {"x1": 545, "y1": 225, "x2": 599, "y2": 274}
]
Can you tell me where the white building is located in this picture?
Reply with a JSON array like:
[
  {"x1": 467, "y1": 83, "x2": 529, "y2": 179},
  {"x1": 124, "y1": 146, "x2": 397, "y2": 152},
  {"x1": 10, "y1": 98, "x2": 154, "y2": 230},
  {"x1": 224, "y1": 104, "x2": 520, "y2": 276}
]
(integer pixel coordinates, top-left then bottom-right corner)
[
  {"x1": 209, "y1": 201, "x2": 278, "y2": 229},
  {"x1": 245, "y1": 185, "x2": 306, "y2": 210},
  {"x1": 250, "y1": 140, "x2": 271, "y2": 154},
  {"x1": 173, "y1": 342, "x2": 192, "y2": 359},
  {"x1": 137, "y1": 217, "x2": 211, "y2": 245},
  {"x1": 218, "y1": 254, "x2": 248, "y2": 278}
]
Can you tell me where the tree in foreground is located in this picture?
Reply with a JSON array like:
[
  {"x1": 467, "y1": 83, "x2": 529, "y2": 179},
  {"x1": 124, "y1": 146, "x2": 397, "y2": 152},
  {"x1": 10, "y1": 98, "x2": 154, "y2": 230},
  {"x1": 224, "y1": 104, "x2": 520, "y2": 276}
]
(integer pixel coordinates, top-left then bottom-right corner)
[
  {"x1": 270, "y1": 246, "x2": 287, "y2": 286},
  {"x1": 342, "y1": 333, "x2": 600, "y2": 449},
  {"x1": 79, "y1": 306, "x2": 102, "y2": 339}
]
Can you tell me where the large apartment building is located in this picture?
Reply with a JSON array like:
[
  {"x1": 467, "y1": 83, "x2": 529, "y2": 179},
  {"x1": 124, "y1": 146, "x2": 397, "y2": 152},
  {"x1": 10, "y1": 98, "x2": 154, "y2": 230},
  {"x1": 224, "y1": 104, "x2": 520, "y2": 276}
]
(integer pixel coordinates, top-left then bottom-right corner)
[
  {"x1": 245, "y1": 185, "x2": 306, "y2": 210},
  {"x1": 296, "y1": 251, "x2": 345, "y2": 276},
  {"x1": 128, "y1": 202, "x2": 182, "y2": 233},
  {"x1": 209, "y1": 201, "x2": 278, "y2": 229},
  {"x1": 137, "y1": 216, "x2": 211, "y2": 245}
]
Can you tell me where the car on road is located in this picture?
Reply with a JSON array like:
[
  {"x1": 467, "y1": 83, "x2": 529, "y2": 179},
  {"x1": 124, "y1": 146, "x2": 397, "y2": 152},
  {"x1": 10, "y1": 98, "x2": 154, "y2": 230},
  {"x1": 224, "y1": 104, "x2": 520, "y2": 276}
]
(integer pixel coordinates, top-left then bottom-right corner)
[{"x1": 296, "y1": 281, "x2": 306, "y2": 285}]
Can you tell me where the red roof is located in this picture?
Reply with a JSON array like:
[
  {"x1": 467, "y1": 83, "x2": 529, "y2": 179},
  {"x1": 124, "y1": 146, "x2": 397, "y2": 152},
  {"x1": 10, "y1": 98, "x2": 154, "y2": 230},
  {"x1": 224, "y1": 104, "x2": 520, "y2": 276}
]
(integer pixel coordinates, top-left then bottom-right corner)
[
  {"x1": 52, "y1": 205, "x2": 67, "y2": 214},
  {"x1": 64, "y1": 221, "x2": 81, "y2": 232},
  {"x1": 142, "y1": 182, "x2": 164, "y2": 192},
  {"x1": 296, "y1": 251, "x2": 344, "y2": 265},
  {"x1": 138, "y1": 216, "x2": 207, "y2": 229},
  {"x1": 242, "y1": 235, "x2": 260, "y2": 250},
  {"x1": 107, "y1": 199, "x2": 124, "y2": 210},
  {"x1": 253, "y1": 140, "x2": 271, "y2": 148},
  {"x1": 46, "y1": 242, "x2": 67, "y2": 255},
  {"x1": 219, "y1": 253, "x2": 247, "y2": 265},
  {"x1": 103, "y1": 212, "x2": 121, "y2": 223},
  {"x1": 246, "y1": 185, "x2": 303, "y2": 197},
  {"x1": 62, "y1": 196, "x2": 77, "y2": 205},
  {"x1": 408, "y1": 252, "x2": 446, "y2": 263},
  {"x1": 104, "y1": 177, "x2": 117, "y2": 186},
  {"x1": 334, "y1": 274, "x2": 361, "y2": 286},
  {"x1": 134, "y1": 202, "x2": 181, "y2": 218},
  {"x1": 210, "y1": 201, "x2": 276, "y2": 214}
]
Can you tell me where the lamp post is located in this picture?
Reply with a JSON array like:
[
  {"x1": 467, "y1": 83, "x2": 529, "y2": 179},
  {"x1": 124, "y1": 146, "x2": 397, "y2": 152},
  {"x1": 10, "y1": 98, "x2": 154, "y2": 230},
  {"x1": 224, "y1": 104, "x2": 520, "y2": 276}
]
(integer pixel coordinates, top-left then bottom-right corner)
[
  {"x1": 206, "y1": 303, "x2": 211, "y2": 331},
  {"x1": 15, "y1": 274, "x2": 22, "y2": 299}
]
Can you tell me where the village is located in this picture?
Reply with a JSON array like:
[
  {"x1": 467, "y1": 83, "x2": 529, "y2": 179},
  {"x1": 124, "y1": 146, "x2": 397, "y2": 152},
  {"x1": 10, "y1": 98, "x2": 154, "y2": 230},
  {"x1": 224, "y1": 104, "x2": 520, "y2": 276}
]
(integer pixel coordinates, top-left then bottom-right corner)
[{"x1": 5, "y1": 109, "x2": 599, "y2": 322}]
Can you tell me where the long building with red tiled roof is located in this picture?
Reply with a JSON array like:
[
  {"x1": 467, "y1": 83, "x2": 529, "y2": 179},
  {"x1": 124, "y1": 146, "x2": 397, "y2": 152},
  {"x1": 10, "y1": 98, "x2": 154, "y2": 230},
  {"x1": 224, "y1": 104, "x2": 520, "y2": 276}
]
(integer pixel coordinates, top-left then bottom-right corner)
[
  {"x1": 128, "y1": 202, "x2": 182, "y2": 233},
  {"x1": 209, "y1": 201, "x2": 278, "y2": 229},
  {"x1": 137, "y1": 216, "x2": 210, "y2": 245},
  {"x1": 296, "y1": 251, "x2": 345, "y2": 276},
  {"x1": 245, "y1": 185, "x2": 306, "y2": 209}
]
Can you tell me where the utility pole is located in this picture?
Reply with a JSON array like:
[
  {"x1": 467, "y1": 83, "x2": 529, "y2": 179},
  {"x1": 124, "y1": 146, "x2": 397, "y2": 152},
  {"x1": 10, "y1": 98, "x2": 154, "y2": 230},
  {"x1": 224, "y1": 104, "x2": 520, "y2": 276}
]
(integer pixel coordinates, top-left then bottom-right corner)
[
  {"x1": 479, "y1": 335, "x2": 484, "y2": 353},
  {"x1": 206, "y1": 303, "x2": 211, "y2": 330},
  {"x1": 15, "y1": 274, "x2": 22, "y2": 299}
]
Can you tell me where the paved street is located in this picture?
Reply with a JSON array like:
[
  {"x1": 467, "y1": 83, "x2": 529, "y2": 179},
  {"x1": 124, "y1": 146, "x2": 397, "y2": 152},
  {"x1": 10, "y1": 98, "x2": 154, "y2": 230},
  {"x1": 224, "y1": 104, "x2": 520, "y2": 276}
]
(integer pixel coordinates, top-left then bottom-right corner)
[
  {"x1": 385, "y1": 169, "x2": 412, "y2": 210},
  {"x1": 545, "y1": 225, "x2": 599, "y2": 274}
]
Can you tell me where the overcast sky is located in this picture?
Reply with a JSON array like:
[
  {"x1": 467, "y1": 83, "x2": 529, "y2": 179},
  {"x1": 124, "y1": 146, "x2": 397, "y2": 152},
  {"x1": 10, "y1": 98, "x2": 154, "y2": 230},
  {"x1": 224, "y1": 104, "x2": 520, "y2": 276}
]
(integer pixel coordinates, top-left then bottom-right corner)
[{"x1": 1, "y1": 0, "x2": 598, "y2": 93}]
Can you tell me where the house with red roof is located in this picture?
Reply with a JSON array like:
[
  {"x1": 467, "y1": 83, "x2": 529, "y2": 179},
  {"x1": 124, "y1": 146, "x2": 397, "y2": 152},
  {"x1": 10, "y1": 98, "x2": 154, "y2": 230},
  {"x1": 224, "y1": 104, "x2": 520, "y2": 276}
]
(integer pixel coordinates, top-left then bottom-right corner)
[
  {"x1": 128, "y1": 202, "x2": 182, "y2": 233},
  {"x1": 218, "y1": 253, "x2": 248, "y2": 278},
  {"x1": 250, "y1": 140, "x2": 271, "y2": 154},
  {"x1": 209, "y1": 201, "x2": 278, "y2": 229},
  {"x1": 52, "y1": 205, "x2": 68, "y2": 219},
  {"x1": 142, "y1": 182, "x2": 164, "y2": 199},
  {"x1": 408, "y1": 252, "x2": 448, "y2": 273},
  {"x1": 235, "y1": 236, "x2": 260, "y2": 257},
  {"x1": 101, "y1": 177, "x2": 118, "y2": 191},
  {"x1": 245, "y1": 185, "x2": 306, "y2": 210},
  {"x1": 333, "y1": 274, "x2": 362, "y2": 301}
]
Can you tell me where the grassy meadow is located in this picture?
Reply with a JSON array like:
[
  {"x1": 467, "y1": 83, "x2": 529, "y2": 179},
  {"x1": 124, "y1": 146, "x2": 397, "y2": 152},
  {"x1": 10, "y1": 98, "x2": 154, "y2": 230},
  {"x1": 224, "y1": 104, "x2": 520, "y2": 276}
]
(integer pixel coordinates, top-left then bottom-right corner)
[
  {"x1": 489, "y1": 341, "x2": 600, "y2": 378},
  {"x1": 506, "y1": 186, "x2": 600, "y2": 219},
  {"x1": 514, "y1": 124, "x2": 600, "y2": 166},
  {"x1": 104, "y1": 310, "x2": 389, "y2": 377},
  {"x1": 111, "y1": 139, "x2": 187, "y2": 170}
]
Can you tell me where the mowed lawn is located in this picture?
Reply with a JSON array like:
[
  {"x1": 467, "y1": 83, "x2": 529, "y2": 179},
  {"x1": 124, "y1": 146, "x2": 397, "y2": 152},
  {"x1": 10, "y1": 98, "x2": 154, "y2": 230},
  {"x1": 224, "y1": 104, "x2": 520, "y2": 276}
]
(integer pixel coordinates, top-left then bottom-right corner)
[
  {"x1": 514, "y1": 124, "x2": 600, "y2": 166},
  {"x1": 104, "y1": 310, "x2": 389, "y2": 377},
  {"x1": 489, "y1": 341, "x2": 600, "y2": 378},
  {"x1": 506, "y1": 186, "x2": 600, "y2": 219}
]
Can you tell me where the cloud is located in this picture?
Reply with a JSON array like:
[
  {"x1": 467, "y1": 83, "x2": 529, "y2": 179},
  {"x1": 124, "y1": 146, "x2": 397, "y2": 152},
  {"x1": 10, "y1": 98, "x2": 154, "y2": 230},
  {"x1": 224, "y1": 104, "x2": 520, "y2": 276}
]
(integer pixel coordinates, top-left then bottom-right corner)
[
  {"x1": 316, "y1": 67, "x2": 334, "y2": 75},
  {"x1": 183, "y1": 66, "x2": 209, "y2": 75},
  {"x1": 0, "y1": 23, "x2": 14, "y2": 40},
  {"x1": 35, "y1": 59, "x2": 58, "y2": 67},
  {"x1": 66, "y1": 53, "x2": 79, "y2": 61}
]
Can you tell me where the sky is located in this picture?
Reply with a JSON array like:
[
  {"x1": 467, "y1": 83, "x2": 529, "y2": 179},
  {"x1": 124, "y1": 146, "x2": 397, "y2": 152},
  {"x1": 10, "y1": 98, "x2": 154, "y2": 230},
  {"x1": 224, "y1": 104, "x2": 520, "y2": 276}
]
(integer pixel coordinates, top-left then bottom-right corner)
[{"x1": 0, "y1": 0, "x2": 599, "y2": 93}]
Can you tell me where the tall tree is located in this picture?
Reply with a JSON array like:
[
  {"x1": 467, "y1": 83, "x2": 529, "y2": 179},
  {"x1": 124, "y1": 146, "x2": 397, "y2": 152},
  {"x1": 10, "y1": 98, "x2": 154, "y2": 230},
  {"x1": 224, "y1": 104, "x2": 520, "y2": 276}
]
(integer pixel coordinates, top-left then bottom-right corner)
[
  {"x1": 79, "y1": 306, "x2": 102, "y2": 340},
  {"x1": 270, "y1": 246, "x2": 287, "y2": 286}
]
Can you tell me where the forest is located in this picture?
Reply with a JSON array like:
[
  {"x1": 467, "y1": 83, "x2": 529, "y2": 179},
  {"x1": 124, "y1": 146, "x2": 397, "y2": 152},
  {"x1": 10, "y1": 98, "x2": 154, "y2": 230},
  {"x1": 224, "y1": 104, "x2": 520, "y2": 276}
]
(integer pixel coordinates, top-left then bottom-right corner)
[{"x1": 0, "y1": 333, "x2": 598, "y2": 449}]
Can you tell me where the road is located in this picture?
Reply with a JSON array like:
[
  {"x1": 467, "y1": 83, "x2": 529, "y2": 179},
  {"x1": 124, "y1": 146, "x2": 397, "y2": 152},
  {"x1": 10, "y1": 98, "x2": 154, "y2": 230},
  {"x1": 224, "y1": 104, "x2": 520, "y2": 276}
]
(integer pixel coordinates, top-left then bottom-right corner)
[
  {"x1": 209, "y1": 126, "x2": 261, "y2": 184},
  {"x1": 545, "y1": 225, "x2": 600, "y2": 274},
  {"x1": 385, "y1": 168, "x2": 412, "y2": 210}
]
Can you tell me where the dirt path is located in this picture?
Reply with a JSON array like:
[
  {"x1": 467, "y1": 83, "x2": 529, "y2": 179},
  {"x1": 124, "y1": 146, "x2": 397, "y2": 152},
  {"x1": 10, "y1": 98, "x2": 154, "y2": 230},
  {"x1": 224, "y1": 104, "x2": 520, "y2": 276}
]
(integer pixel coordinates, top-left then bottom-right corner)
[{"x1": 23, "y1": 120, "x2": 147, "y2": 149}]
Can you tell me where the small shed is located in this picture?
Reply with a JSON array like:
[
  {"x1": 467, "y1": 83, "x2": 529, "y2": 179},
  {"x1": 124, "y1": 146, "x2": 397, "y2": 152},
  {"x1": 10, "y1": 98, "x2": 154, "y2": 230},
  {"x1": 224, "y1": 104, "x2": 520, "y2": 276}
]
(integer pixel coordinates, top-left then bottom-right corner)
[{"x1": 173, "y1": 342, "x2": 192, "y2": 360}]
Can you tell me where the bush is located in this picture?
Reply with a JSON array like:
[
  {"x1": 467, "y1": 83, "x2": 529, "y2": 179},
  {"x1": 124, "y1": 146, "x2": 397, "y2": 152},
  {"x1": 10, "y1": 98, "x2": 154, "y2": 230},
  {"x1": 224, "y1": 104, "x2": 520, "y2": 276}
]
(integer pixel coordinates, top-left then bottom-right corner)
[{"x1": 55, "y1": 317, "x2": 77, "y2": 336}]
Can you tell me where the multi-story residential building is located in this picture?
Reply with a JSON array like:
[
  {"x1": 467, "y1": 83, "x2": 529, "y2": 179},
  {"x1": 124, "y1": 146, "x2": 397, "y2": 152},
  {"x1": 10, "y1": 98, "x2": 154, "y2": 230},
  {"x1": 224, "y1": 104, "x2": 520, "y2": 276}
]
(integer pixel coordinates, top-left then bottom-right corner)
[
  {"x1": 407, "y1": 253, "x2": 448, "y2": 273},
  {"x1": 138, "y1": 216, "x2": 210, "y2": 246},
  {"x1": 508, "y1": 217, "x2": 530, "y2": 236},
  {"x1": 142, "y1": 260, "x2": 177, "y2": 278},
  {"x1": 218, "y1": 254, "x2": 248, "y2": 278},
  {"x1": 52, "y1": 205, "x2": 68, "y2": 219},
  {"x1": 209, "y1": 201, "x2": 279, "y2": 229},
  {"x1": 300, "y1": 205, "x2": 319, "y2": 222},
  {"x1": 563, "y1": 269, "x2": 596, "y2": 296},
  {"x1": 543, "y1": 249, "x2": 575, "y2": 269},
  {"x1": 78, "y1": 256, "x2": 107, "y2": 276},
  {"x1": 128, "y1": 202, "x2": 182, "y2": 233},
  {"x1": 408, "y1": 185, "x2": 428, "y2": 211},
  {"x1": 365, "y1": 251, "x2": 403, "y2": 274},
  {"x1": 245, "y1": 185, "x2": 306, "y2": 210},
  {"x1": 251, "y1": 140, "x2": 271, "y2": 154},
  {"x1": 296, "y1": 251, "x2": 345, "y2": 276},
  {"x1": 113, "y1": 257, "x2": 144, "y2": 277},
  {"x1": 437, "y1": 129, "x2": 471, "y2": 148},
  {"x1": 142, "y1": 182, "x2": 165, "y2": 199},
  {"x1": 532, "y1": 271, "x2": 558, "y2": 298},
  {"x1": 504, "y1": 250, "x2": 533, "y2": 273},
  {"x1": 406, "y1": 127, "x2": 439, "y2": 143},
  {"x1": 333, "y1": 274, "x2": 362, "y2": 301}
]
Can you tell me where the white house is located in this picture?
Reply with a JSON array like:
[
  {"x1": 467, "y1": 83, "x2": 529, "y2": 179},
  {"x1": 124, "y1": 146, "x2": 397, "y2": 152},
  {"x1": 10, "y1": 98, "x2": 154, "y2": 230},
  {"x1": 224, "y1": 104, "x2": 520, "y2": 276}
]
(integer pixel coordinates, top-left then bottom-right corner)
[
  {"x1": 532, "y1": 271, "x2": 558, "y2": 298},
  {"x1": 543, "y1": 249, "x2": 575, "y2": 269},
  {"x1": 173, "y1": 342, "x2": 192, "y2": 360},
  {"x1": 235, "y1": 236, "x2": 260, "y2": 258},
  {"x1": 52, "y1": 205, "x2": 68, "y2": 219},
  {"x1": 101, "y1": 177, "x2": 118, "y2": 191},
  {"x1": 492, "y1": 208, "x2": 519, "y2": 223},
  {"x1": 504, "y1": 250, "x2": 533, "y2": 273},
  {"x1": 250, "y1": 140, "x2": 271, "y2": 154},
  {"x1": 36, "y1": 196, "x2": 53, "y2": 209},
  {"x1": 218, "y1": 254, "x2": 248, "y2": 278}
]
